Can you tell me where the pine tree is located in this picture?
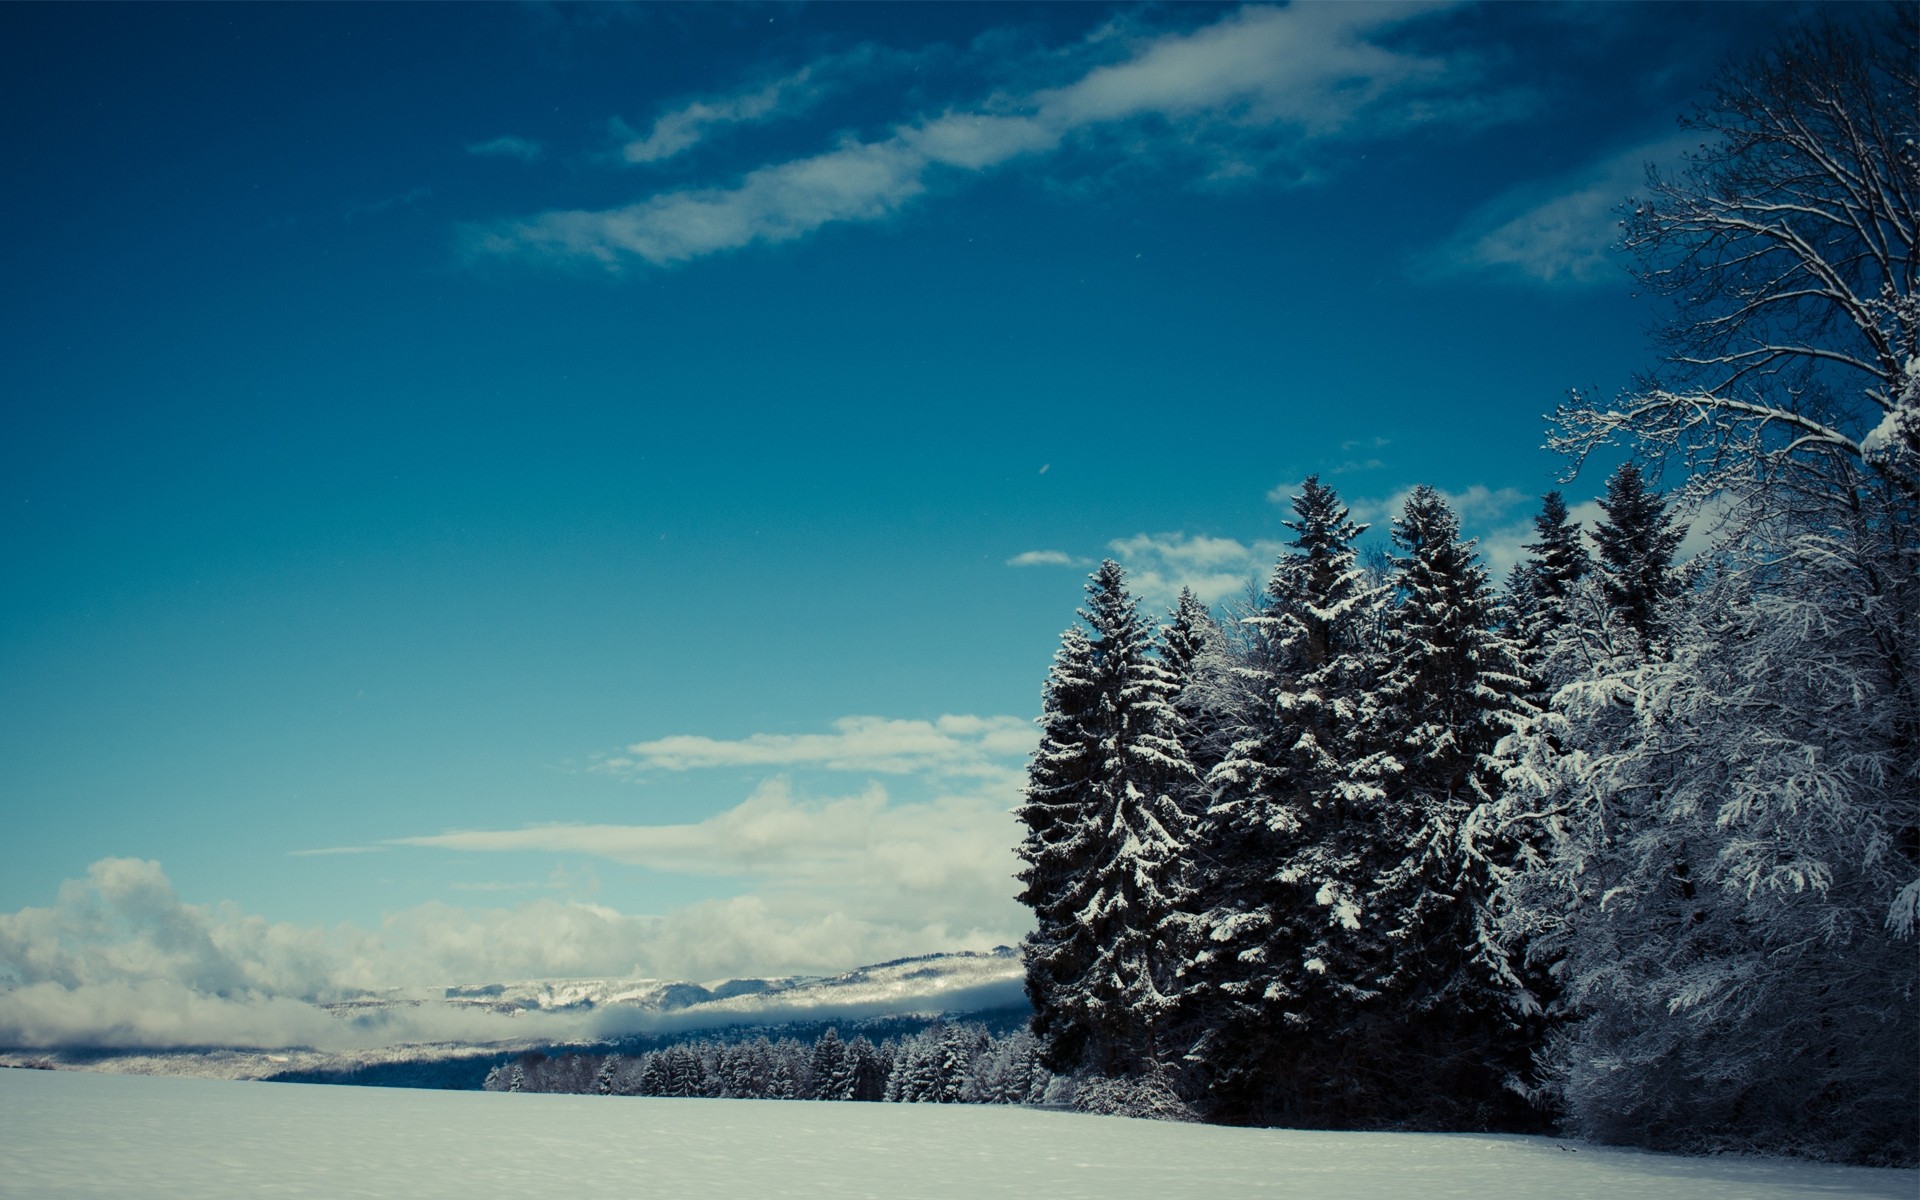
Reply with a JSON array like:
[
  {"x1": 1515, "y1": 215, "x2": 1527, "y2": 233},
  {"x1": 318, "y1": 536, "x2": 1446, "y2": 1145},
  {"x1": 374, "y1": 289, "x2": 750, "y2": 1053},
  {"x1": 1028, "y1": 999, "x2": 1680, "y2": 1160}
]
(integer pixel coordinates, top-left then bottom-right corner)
[
  {"x1": 1592, "y1": 465, "x2": 1686, "y2": 652},
  {"x1": 809, "y1": 1027, "x2": 854, "y2": 1101},
  {"x1": 1173, "y1": 477, "x2": 1384, "y2": 1121},
  {"x1": 847, "y1": 1035, "x2": 889, "y2": 1102},
  {"x1": 1355, "y1": 485, "x2": 1541, "y2": 1127},
  {"x1": 1513, "y1": 491, "x2": 1589, "y2": 685},
  {"x1": 1017, "y1": 560, "x2": 1197, "y2": 1076},
  {"x1": 1159, "y1": 587, "x2": 1229, "y2": 813},
  {"x1": 593, "y1": 1055, "x2": 619, "y2": 1096}
]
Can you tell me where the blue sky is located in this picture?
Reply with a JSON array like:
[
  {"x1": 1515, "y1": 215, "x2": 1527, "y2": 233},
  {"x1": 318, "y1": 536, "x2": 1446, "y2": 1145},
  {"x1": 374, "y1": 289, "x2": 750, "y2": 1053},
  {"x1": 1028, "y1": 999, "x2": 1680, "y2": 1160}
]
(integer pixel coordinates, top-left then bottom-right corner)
[{"x1": 0, "y1": 1, "x2": 1827, "y2": 1036}]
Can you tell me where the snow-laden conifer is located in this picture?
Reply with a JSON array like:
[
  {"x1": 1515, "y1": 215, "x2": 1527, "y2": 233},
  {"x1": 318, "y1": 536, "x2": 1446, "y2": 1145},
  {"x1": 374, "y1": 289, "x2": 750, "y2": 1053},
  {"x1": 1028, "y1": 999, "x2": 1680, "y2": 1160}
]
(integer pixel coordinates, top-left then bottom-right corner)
[
  {"x1": 1353, "y1": 486, "x2": 1541, "y2": 1126},
  {"x1": 1591, "y1": 465, "x2": 1686, "y2": 653},
  {"x1": 1017, "y1": 560, "x2": 1197, "y2": 1077},
  {"x1": 1512, "y1": 491, "x2": 1589, "y2": 687},
  {"x1": 1180, "y1": 477, "x2": 1386, "y2": 1123}
]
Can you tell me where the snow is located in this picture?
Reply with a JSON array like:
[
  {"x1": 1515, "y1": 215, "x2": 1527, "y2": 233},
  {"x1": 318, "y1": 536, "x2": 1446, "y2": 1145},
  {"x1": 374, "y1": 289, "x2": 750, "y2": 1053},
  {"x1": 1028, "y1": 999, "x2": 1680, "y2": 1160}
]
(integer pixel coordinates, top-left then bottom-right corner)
[
  {"x1": 1, "y1": 1069, "x2": 1912, "y2": 1200},
  {"x1": 0, "y1": 950, "x2": 1030, "y2": 1082}
]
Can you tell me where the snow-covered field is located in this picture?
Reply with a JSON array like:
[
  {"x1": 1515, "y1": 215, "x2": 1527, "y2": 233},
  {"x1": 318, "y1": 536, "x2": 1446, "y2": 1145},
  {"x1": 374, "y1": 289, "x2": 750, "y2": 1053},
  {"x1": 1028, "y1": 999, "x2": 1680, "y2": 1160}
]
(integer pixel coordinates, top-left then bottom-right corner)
[{"x1": 1, "y1": 1069, "x2": 1911, "y2": 1200}]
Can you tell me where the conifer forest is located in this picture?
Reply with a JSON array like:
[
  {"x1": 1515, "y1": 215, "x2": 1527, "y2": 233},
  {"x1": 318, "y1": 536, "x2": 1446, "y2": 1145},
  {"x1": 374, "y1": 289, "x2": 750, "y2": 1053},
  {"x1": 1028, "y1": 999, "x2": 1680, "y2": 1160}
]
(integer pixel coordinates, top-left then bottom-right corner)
[{"x1": 1015, "y1": 14, "x2": 1918, "y2": 1166}]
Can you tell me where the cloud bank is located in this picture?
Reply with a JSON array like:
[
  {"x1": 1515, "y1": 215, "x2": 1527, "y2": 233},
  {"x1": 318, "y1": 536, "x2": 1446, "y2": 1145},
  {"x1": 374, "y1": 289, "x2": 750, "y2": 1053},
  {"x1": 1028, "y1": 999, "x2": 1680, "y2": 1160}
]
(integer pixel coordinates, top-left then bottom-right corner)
[{"x1": 1, "y1": 713, "x2": 1038, "y2": 1051}]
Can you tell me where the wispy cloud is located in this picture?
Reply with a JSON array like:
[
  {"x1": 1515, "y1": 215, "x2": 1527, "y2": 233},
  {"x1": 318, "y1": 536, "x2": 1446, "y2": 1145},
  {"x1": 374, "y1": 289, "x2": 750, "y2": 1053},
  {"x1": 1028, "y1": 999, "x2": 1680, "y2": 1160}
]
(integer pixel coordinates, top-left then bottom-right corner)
[
  {"x1": 391, "y1": 775, "x2": 1019, "y2": 913},
  {"x1": 598, "y1": 713, "x2": 1034, "y2": 777},
  {"x1": 1420, "y1": 131, "x2": 1695, "y2": 286},
  {"x1": 466, "y1": 134, "x2": 545, "y2": 162},
  {"x1": 1006, "y1": 549, "x2": 1089, "y2": 568},
  {"x1": 474, "y1": 4, "x2": 1496, "y2": 269},
  {"x1": 614, "y1": 45, "x2": 934, "y2": 166}
]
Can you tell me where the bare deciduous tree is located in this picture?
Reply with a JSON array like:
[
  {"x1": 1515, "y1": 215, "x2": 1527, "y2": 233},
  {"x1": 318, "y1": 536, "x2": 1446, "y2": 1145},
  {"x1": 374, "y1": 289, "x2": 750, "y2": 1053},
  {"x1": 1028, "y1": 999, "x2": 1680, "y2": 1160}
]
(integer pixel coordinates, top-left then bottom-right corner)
[{"x1": 1553, "y1": 10, "x2": 1918, "y2": 498}]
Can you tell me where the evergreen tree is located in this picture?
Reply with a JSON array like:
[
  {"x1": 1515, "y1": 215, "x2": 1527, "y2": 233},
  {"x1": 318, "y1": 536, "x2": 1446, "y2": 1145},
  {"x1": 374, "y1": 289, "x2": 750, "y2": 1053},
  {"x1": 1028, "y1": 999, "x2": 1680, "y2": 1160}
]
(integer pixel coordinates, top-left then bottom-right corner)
[
  {"x1": 1592, "y1": 465, "x2": 1685, "y2": 652},
  {"x1": 846, "y1": 1035, "x2": 889, "y2": 1102},
  {"x1": 1355, "y1": 485, "x2": 1540, "y2": 1127},
  {"x1": 593, "y1": 1055, "x2": 620, "y2": 1096},
  {"x1": 1181, "y1": 475, "x2": 1383, "y2": 1123},
  {"x1": 1159, "y1": 587, "x2": 1229, "y2": 812},
  {"x1": 1016, "y1": 561, "x2": 1196, "y2": 1076},
  {"x1": 1513, "y1": 491, "x2": 1589, "y2": 684},
  {"x1": 810, "y1": 1027, "x2": 854, "y2": 1101},
  {"x1": 1525, "y1": 492, "x2": 1588, "y2": 619}
]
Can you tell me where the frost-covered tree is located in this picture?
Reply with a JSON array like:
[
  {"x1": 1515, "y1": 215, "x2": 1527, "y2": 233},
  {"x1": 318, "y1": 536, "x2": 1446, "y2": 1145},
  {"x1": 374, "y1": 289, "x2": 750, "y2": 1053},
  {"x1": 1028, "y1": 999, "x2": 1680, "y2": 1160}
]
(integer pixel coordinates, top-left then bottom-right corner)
[
  {"x1": 809, "y1": 1028, "x2": 851, "y2": 1100},
  {"x1": 1495, "y1": 526, "x2": 1919, "y2": 1162},
  {"x1": 1017, "y1": 561, "x2": 1197, "y2": 1076},
  {"x1": 1511, "y1": 12, "x2": 1920, "y2": 1164}
]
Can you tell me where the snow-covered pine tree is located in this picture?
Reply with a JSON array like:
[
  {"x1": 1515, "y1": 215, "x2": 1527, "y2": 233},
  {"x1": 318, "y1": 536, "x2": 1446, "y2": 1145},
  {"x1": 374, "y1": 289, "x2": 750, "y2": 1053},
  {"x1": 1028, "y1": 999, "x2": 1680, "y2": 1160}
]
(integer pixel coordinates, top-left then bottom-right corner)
[
  {"x1": 1180, "y1": 475, "x2": 1384, "y2": 1123},
  {"x1": 810, "y1": 1027, "x2": 855, "y2": 1101},
  {"x1": 1159, "y1": 587, "x2": 1229, "y2": 814},
  {"x1": 1352, "y1": 485, "x2": 1541, "y2": 1128},
  {"x1": 766, "y1": 1048, "x2": 798, "y2": 1100},
  {"x1": 1591, "y1": 464, "x2": 1686, "y2": 654},
  {"x1": 1017, "y1": 560, "x2": 1197, "y2": 1078},
  {"x1": 1513, "y1": 491, "x2": 1589, "y2": 685},
  {"x1": 846, "y1": 1035, "x2": 889, "y2": 1102}
]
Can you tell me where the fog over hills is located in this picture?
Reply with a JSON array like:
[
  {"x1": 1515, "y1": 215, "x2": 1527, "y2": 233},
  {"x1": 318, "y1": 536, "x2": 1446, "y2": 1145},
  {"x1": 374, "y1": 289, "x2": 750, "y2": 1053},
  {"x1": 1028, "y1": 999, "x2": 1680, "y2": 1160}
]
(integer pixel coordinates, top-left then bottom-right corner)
[{"x1": 0, "y1": 949, "x2": 1026, "y2": 1081}]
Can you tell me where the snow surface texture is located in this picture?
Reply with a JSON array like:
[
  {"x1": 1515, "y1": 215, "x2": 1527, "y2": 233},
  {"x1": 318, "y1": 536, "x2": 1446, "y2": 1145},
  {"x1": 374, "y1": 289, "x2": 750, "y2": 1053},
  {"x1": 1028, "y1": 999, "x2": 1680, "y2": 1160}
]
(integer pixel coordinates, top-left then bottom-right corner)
[{"x1": 1, "y1": 1070, "x2": 1912, "y2": 1200}]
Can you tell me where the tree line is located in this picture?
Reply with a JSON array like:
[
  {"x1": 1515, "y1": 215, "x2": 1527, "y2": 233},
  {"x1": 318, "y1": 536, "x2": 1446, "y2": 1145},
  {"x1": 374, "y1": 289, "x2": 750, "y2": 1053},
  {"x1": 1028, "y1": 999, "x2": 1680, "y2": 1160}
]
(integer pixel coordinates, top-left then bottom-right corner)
[
  {"x1": 1016, "y1": 13, "x2": 1916, "y2": 1166},
  {"x1": 482, "y1": 1023, "x2": 1057, "y2": 1107}
]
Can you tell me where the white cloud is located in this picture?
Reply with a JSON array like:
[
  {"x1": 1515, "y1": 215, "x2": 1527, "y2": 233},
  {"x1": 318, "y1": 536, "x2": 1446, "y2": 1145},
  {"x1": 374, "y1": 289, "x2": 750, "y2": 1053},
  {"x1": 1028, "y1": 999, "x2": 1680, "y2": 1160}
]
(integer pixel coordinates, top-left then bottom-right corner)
[
  {"x1": 478, "y1": 138, "x2": 929, "y2": 266},
  {"x1": 391, "y1": 775, "x2": 1022, "y2": 931},
  {"x1": 1347, "y1": 483, "x2": 1530, "y2": 528},
  {"x1": 0, "y1": 707, "x2": 1049, "y2": 1049},
  {"x1": 1105, "y1": 531, "x2": 1281, "y2": 608},
  {"x1": 1423, "y1": 132, "x2": 1696, "y2": 285},
  {"x1": 476, "y1": 4, "x2": 1492, "y2": 269},
  {"x1": 1006, "y1": 549, "x2": 1089, "y2": 568},
  {"x1": 607, "y1": 713, "x2": 1033, "y2": 776},
  {"x1": 622, "y1": 73, "x2": 808, "y2": 164},
  {"x1": 466, "y1": 135, "x2": 544, "y2": 161}
]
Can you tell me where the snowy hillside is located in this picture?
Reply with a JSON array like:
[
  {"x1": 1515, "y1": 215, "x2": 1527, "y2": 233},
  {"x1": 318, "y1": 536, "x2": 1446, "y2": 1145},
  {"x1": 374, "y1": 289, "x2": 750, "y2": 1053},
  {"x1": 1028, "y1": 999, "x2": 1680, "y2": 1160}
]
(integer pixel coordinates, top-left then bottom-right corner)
[
  {"x1": 431, "y1": 947, "x2": 1023, "y2": 1020},
  {"x1": 2, "y1": 1068, "x2": 1911, "y2": 1200},
  {"x1": 0, "y1": 949, "x2": 1026, "y2": 1081}
]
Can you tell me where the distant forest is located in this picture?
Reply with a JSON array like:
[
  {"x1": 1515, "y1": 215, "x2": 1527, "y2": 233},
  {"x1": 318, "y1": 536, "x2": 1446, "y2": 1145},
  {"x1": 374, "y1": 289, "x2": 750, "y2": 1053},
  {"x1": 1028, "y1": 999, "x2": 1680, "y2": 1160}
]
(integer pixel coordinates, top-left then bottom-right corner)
[
  {"x1": 483, "y1": 1021, "x2": 1076, "y2": 1109},
  {"x1": 1013, "y1": 13, "x2": 1917, "y2": 1167}
]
